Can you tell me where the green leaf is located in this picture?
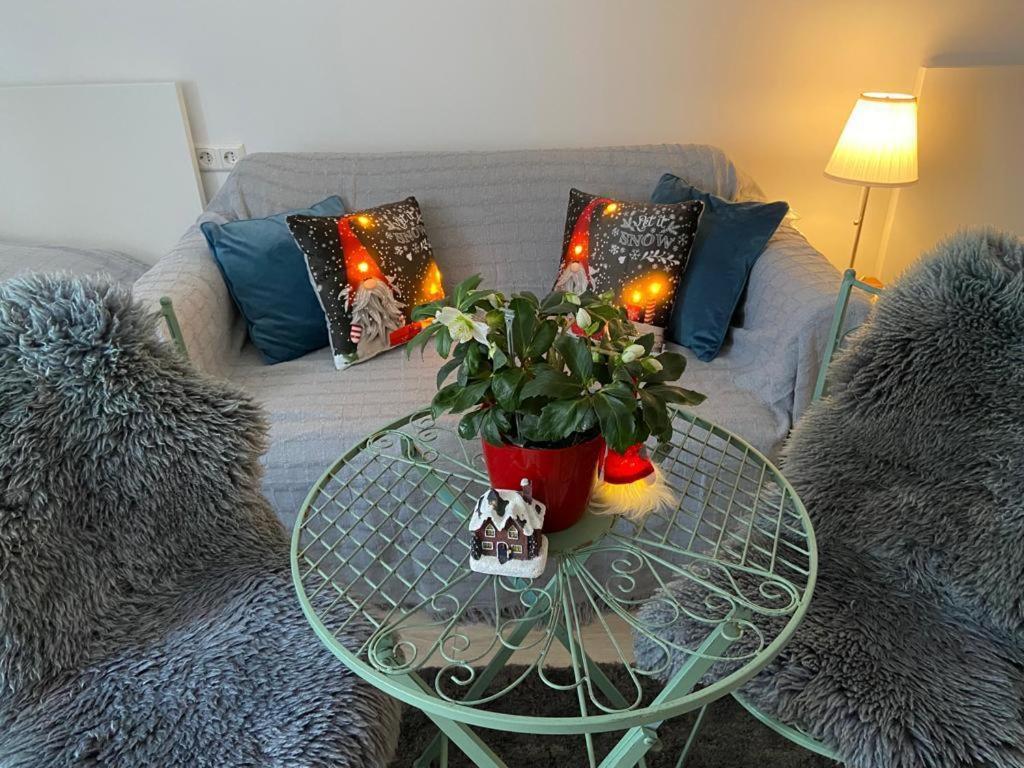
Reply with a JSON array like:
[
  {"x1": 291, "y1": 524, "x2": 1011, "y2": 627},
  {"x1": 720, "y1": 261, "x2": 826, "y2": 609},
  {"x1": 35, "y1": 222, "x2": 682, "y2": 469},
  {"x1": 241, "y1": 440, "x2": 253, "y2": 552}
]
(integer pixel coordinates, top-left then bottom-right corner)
[
  {"x1": 642, "y1": 352, "x2": 686, "y2": 384},
  {"x1": 454, "y1": 275, "x2": 483, "y2": 307},
  {"x1": 458, "y1": 408, "x2": 487, "y2": 440},
  {"x1": 491, "y1": 368, "x2": 526, "y2": 410},
  {"x1": 509, "y1": 296, "x2": 537, "y2": 359},
  {"x1": 540, "y1": 291, "x2": 569, "y2": 312},
  {"x1": 411, "y1": 299, "x2": 443, "y2": 322},
  {"x1": 554, "y1": 333, "x2": 594, "y2": 383},
  {"x1": 536, "y1": 398, "x2": 597, "y2": 441},
  {"x1": 540, "y1": 302, "x2": 579, "y2": 317},
  {"x1": 592, "y1": 391, "x2": 637, "y2": 453},
  {"x1": 479, "y1": 408, "x2": 508, "y2": 446},
  {"x1": 449, "y1": 379, "x2": 491, "y2": 413},
  {"x1": 639, "y1": 388, "x2": 671, "y2": 441},
  {"x1": 430, "y1": 382, "x2": 461, "y2": 419},
  {"x1": 644, "y1": 384, "x2": 706, "y2": 407},
  {"x1": 585, "y1": 303, "x2": 623, "y2": 322},
  {"x1": 405, "y1": 321, "x2": 440, "y2": 358},
  {"x1": 635, "y1": 332, "x2": 656, "y2": 355},
  {"x1": 525, "y1": 320, "x2": 557, "y2": 360},
  {"x1": 436, "y1": 355, "x2": 462, "y2": 388},
  {"x1": 436, "y1": 326, "x2": 453, "y2": 358},
  {"x1": 463, "y1": 342, "x2": 486, "y2": 377},
  {"x1": 520, "y1": 367, "x2": 583, "y2": 401},
  {"x1": 517, "y1": 291, "x2": 541, "y2": 308},
  {"x1": 490, "y1": 346, "x2": 508, "y2": 369}
]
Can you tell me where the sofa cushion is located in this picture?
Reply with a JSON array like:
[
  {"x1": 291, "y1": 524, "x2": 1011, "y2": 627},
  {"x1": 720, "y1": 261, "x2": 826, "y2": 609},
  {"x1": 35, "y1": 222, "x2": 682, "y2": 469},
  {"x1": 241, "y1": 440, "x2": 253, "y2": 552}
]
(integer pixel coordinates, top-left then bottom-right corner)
[
  {"x1": 552, "y1": 188, "x2": 703, "y2": 328},
  {"x1": 200, "y1": 196, "x2": 344, "y2": 364},
  {"x1": 288, "y1": 197, "x2": 443, "y2": 370},
  {"x1": 228, "y1": 342, "x2": 785, "y2": 531},
  {"x1": 651, "y1": 174, "x2": 789, "y2": 361}
]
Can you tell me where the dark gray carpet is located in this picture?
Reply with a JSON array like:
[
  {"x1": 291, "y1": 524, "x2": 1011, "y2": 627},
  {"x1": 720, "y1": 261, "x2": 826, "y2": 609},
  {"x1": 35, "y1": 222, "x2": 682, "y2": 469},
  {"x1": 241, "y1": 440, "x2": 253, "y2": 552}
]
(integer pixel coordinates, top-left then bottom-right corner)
[{"x1": 389, "y1": 665, "x2": 834, "y2": 767}]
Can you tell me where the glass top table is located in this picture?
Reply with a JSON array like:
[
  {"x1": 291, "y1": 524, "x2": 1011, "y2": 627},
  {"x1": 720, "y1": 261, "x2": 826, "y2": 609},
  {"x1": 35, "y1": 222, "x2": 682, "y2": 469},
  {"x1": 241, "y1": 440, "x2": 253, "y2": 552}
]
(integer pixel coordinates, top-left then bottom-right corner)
[{"x1": 291, "y1": 407, "x2": 816, "y2": 768}]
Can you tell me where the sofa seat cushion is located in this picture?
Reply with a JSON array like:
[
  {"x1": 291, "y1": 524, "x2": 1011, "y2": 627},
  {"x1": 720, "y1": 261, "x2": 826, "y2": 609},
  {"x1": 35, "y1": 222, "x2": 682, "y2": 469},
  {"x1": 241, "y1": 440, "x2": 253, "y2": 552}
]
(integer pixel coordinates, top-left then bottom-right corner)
[{"x1": 228, "y1": 343, "x2": 786, "y2": 530}]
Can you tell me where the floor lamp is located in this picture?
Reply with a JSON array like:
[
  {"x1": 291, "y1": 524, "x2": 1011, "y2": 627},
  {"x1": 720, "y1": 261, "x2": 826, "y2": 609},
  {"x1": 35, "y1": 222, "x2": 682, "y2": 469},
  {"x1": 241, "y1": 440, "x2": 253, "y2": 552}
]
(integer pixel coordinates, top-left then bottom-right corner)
[{"x1": 825, "y1": 92, "x2": 919, "y2": 271}]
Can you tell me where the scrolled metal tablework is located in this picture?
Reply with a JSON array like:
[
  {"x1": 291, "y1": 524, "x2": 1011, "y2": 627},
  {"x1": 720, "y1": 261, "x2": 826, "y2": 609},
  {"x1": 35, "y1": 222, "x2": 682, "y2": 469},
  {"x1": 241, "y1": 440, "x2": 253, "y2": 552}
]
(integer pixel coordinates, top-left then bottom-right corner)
[{"x1": 292, "y1": 406, "x2": 815, "y2": 740}]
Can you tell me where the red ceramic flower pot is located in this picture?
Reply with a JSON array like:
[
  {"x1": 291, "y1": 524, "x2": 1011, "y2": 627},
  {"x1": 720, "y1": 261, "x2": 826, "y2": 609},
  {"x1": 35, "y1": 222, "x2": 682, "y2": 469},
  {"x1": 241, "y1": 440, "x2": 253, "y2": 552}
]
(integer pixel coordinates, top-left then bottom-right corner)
[{"x1": 481, "y1": 435, "x2": 605, "y2": 532}]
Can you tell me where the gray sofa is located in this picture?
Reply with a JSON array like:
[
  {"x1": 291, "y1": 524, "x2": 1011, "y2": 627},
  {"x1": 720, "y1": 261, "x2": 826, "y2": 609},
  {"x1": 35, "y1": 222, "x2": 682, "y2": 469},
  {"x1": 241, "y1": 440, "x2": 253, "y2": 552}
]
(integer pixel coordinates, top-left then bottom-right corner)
[{"x1": 134, "y1": 145, "x2": 861, "y2": 530}]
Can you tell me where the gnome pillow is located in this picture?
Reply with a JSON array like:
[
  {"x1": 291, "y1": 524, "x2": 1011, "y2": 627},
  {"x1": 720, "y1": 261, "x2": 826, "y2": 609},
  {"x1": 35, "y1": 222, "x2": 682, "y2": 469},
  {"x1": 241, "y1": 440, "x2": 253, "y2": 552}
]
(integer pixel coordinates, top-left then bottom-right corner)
[
  {"x1": 288, "y1": 197, "x2": 444, "y2": 369},
  {"x1": 553, "y1": 188, "x2": 703, "y2": 329}
]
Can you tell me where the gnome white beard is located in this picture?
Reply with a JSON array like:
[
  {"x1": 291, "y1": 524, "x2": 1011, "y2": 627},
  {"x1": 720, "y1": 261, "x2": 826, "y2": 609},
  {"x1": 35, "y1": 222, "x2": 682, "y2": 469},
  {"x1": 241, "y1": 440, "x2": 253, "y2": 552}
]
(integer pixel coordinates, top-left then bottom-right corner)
[
  {"x1": 351, "y1": 278, "x2": 406, "y2": 348},
  {"x1": 555, "y1": 261, "x2": 590, "y2": 295}
]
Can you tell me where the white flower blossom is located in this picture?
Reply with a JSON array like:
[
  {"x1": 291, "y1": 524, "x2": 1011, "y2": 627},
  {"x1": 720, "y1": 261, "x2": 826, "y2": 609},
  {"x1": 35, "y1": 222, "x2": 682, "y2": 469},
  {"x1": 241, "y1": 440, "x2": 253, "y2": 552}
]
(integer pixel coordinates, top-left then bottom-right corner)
[
  {"x1": 641, "y1": 357, "x2": 663, "y2": 373},
  {"x1": 621, "y1": 344, "x2": 646, "y2": 363},
  {"x1": 575, "y1": 308, "x2": 592, "y2": 328},
  {"x1": 436, "y1": 306, "x2": 490, "y2": 346}
]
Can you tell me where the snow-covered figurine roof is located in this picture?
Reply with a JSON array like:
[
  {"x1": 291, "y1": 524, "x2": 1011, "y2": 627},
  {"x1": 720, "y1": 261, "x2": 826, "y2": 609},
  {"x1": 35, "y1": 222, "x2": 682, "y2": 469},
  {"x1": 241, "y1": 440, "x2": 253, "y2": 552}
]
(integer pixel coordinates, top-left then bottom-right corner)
[{"x1": 469, "y1": 488, "x2": 546, "y2": 536}]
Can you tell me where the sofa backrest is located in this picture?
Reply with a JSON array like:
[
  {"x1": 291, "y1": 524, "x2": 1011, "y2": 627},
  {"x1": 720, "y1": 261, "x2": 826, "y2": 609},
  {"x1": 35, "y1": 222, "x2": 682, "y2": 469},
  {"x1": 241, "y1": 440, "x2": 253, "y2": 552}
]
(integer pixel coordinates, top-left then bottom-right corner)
[{"x1": 203, "y1": 145, "x2": 741, "y2": 295}]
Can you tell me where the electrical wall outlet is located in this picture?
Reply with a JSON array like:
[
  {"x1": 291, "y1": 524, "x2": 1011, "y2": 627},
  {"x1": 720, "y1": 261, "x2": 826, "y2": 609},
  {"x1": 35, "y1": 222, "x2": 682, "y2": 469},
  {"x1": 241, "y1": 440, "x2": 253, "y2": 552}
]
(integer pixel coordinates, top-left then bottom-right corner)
[
  {"x1": 220, "y1": 144, "x2": 245, "y2": 168},
  {"x1": 194, "y1": 144, "x2": 246, "y2": 172},
  {"x1": 195, "y1": 146, "x2": 218, "y2": 171}
]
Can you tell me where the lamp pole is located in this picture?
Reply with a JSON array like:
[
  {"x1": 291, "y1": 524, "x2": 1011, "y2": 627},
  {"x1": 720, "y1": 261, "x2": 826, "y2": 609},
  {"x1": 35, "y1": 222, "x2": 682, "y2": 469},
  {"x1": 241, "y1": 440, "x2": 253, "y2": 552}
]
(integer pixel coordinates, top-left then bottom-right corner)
[{"x1": 848, "y1": 185, "x2": 871, "y2": 270}]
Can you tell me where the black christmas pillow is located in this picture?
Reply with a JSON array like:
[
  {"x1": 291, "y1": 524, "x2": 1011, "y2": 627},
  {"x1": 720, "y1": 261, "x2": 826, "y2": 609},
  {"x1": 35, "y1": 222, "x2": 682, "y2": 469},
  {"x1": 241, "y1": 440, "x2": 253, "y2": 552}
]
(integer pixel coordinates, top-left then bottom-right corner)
[
  {"x1": 288, "y1": 197, "x2": 444, "y2": 369},
  {"x1": 553, "y1": 188, "x2": 703, "y2": 328}
]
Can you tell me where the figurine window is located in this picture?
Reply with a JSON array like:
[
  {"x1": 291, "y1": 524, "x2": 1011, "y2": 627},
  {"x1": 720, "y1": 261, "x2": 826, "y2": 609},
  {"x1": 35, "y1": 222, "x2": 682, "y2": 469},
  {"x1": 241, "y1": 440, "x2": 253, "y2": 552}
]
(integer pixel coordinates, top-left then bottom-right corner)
[
  {"x1": 484, "y1": 526, "x2": 495, "y2": 538},
  {"x1": 507, "y1": 527, "x2": 519, "y2": 540},
  {"x1": 511, "y1": 544, "x2": 523, "y2": 554},
  {"x1": 481, "y1": 541, "x2": 494, "y2": 551}
]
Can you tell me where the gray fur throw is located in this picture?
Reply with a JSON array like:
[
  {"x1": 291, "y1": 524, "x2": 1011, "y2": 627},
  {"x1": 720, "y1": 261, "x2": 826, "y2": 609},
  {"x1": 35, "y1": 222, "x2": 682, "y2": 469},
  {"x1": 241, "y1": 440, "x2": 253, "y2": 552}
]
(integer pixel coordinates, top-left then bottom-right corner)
[
  {"x1": 635, "y1": 229, "x2": 1024, "y2": 768},
  {"x1": 0, "y1": 276, "x2": 400, "y2": 766}
]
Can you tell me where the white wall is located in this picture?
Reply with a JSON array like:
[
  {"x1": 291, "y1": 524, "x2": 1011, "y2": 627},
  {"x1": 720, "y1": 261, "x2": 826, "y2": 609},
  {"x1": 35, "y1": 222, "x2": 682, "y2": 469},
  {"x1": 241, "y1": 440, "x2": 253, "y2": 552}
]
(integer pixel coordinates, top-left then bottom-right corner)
[{"x1": 3, "y1": 0, "x2": 1022, "y2": 273}]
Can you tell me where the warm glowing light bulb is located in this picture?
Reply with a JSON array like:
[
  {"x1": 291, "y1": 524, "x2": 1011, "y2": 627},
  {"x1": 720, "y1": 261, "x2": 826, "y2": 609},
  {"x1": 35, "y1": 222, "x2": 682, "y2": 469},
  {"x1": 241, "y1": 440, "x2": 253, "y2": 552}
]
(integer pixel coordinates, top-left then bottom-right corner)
[
  {"x1": 573, "y1": 244, "x2": 583, "y2": 256},
  {"x1": 357, "y1": 261, "x2": 369, "y2": 273},
  {"x1": 604, "y1": 202, "x2": 619, "y2": 215},
  {"x1": 649, "y1": 281, "x2": 662, "y2": 296},
  {"x1": 631, "y1": 290, "x2": 642, "y2": 304},
  {"x1": 357, "y1": 215, "x2": 372, "y2": 227}
]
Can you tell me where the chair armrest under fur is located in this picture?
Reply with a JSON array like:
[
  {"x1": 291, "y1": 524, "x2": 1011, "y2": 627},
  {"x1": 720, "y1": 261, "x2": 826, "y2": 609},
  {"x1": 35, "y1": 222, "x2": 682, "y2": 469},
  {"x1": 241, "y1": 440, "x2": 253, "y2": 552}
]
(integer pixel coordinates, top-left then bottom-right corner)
[
  {"x1": 132, "y1": 225, "x2": 242, "y2": 378},
  {"x1": 736, "y1": 223, "x2": 871, "y2": 424}
]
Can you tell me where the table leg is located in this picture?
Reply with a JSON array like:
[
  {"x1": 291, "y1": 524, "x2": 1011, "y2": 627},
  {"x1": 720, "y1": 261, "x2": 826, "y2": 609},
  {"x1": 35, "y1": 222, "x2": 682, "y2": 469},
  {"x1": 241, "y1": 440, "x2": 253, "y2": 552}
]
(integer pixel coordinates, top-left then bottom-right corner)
[
  {"x1": 396, "y1": 672, "x2": 511, "y2": 768},
  {"x1": 675, "y1": 704, "x2": 708, "y2": 768},
  {"x1": 414, "y1": 575, "x2": 558, "y2": 767},
  {"x1": 596, "y1": 616, "x2": 744, "y2": 768}
]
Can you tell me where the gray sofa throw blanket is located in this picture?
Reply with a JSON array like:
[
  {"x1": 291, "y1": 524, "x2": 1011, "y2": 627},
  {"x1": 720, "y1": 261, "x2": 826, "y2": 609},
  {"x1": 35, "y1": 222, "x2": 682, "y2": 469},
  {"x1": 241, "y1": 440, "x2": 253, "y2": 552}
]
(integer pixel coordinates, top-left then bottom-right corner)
[
  {"x1": 0, "y1": 276, "x2": 399, "y2": 767},
  {"x1": 635, "y1": 229, "x2": 1024, "y2": 768}
]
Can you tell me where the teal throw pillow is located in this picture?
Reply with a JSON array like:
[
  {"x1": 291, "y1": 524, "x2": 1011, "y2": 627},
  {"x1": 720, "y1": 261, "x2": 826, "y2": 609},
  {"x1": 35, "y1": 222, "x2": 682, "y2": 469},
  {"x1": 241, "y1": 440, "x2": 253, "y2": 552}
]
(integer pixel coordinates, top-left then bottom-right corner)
[
  {"x1": 201, "y1": 196, "x2": 345, "y2": 364},
  {"x1": 651, "y1": 174, "x2": 788, "y2": 361}
]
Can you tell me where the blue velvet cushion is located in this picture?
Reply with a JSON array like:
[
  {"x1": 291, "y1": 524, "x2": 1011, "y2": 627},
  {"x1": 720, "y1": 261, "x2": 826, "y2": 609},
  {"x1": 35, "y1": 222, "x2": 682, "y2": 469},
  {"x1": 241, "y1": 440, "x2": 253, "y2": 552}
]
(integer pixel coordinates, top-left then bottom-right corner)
[
  {"x1": 201, "y1": 196, "x2": 345, "y2": 364},
  {"x1": 651, "y1": 174, "x2": 788, "y2": 361}
]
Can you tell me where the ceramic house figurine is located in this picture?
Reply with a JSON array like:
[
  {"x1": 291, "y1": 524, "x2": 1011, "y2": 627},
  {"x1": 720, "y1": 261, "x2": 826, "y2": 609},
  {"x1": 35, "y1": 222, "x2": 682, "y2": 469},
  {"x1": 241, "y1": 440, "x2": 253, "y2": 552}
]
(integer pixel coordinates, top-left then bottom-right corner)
[{"x1": 469, "y1": 479, "x2": 548, "y2": 578}]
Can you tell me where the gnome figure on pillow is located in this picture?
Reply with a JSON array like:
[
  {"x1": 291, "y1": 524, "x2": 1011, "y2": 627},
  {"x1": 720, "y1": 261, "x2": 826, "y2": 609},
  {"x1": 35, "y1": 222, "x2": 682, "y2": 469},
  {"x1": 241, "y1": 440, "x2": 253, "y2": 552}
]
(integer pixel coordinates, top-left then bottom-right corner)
[
  {"x1": 350, "y1": 277, "x2": 405, "y2": 355},
  {"x1": 554, "y1": 260, "x2": 592, "y2": 295}
]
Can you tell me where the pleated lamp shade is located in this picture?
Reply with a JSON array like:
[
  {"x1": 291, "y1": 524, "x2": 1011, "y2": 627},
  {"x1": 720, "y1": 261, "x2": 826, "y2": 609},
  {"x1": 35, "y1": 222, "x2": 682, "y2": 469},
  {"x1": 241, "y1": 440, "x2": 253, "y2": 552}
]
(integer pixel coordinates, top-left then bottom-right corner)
[{"x1": 825, "y1": 92, "x2": 919, "y2": 187}]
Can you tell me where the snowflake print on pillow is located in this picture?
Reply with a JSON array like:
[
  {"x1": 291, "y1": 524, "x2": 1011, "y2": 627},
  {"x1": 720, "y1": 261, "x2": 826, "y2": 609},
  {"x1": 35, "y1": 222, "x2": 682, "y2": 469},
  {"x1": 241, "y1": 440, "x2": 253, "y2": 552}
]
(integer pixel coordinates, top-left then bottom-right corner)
[
  {"x1": 553, "y1": 188, "x2": 703, "y2": 328},
  {"x1": 288, "y1": 197, "x2": 444, "y2": 369}
]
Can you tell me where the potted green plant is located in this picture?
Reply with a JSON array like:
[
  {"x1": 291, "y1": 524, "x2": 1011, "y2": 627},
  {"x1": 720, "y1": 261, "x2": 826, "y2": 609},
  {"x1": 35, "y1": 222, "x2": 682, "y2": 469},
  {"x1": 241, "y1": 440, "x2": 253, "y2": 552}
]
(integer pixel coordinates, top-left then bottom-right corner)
[{"x1": 408, "y1": 275, "x2": 704, "y2": 531}]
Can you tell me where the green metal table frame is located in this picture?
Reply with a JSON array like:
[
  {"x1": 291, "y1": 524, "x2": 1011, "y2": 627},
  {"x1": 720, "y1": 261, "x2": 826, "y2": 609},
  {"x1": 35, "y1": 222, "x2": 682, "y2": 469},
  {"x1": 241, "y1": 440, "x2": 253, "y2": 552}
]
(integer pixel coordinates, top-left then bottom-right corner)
[{"x1": 291, "y1": 407, "x2": 818, "y2": 768}]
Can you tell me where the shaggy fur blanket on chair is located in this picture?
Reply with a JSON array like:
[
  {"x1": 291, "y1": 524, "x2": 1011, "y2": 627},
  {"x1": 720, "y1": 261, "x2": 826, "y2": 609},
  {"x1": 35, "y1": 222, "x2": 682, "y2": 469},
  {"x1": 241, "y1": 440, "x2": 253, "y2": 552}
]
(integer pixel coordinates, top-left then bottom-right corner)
[
  {"x1": 635, "y1": 229, "x2": 1024, "y2": 768},
  {"x1": 0, "y1": 276, "x2": 400, "y2": 767}
]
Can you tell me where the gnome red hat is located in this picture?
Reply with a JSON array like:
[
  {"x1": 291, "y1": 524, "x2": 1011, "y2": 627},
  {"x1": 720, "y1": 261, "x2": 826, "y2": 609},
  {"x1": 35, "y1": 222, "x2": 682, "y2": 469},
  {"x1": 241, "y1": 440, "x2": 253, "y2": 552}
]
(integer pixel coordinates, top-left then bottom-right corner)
[{"x1": 555, "y1": 196, "x2": 612, "y2": 293}]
